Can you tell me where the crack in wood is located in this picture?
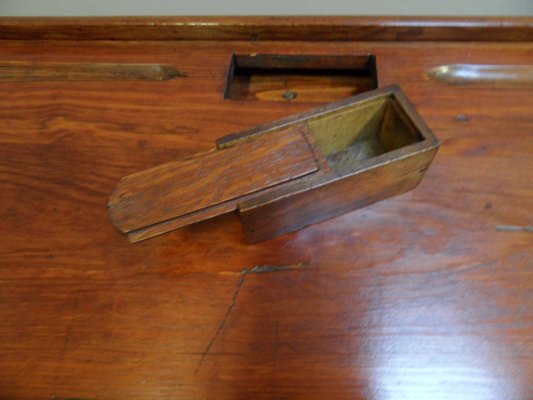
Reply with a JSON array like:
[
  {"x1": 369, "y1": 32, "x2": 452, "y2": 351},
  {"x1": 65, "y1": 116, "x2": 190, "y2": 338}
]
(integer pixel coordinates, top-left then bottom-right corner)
[
  {"x1": 248, "y1": 263, "x2": 313, "y2": 274},
  {"x1": 194, "y1": 262, "x2": 313, "y2": 374},
  {"x1": 194, "y1": 273, "x2": 246, "y2": 375}
]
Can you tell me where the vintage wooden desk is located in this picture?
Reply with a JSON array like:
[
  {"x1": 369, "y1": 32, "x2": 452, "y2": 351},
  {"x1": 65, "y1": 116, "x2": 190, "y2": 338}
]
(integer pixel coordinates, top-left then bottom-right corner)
[{"x1": 0, "y1": 17, "x2": 531, "y2": 399}]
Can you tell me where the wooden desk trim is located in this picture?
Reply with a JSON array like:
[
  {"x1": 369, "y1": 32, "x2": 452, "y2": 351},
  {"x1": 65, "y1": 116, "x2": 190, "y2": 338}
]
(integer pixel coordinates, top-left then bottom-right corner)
[{"x1": 0, "y1": 16, "x2": 531, "y2": 42}]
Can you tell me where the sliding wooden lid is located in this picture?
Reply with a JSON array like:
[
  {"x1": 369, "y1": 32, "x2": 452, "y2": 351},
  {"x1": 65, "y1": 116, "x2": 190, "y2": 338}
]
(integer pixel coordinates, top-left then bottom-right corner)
[{"x1": 108, "y1": 124, "x2": 319, "y2": 236}]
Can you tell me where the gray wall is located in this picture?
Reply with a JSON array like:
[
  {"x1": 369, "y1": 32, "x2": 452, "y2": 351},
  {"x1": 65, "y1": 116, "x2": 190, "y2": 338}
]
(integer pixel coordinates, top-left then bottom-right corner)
[{"x1": 1, "y1": 0, "x2": 532, "y2": 17}]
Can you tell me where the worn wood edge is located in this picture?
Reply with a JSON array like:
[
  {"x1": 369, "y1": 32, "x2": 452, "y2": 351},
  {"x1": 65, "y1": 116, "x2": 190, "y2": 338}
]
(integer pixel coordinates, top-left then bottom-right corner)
[
  {"x1": 125, "y1": 201, "x2": 239, "y2": 242},
  {"x1": 0, "y1": 16, "x2": 531, "y2": 41}
]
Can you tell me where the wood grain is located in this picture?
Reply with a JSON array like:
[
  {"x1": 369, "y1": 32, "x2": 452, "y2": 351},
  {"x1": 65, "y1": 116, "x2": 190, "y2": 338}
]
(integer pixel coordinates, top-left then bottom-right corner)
[
  {"x1": 240, "y1": 146, "x2": 437, "y2": 242},
  {"x1": 109, "y1": 125, "x2": 318, "y2": 234},
  {"x1": 0, "y1": 18, "x2": 531, "y2": 400},
  {"x1": 0, "y1": 16, "x2": 531, "y2": 41}
]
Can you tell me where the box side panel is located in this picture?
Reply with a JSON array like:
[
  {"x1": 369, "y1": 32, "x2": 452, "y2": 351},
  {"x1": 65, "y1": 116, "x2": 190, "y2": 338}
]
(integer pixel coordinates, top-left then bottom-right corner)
[{"x1": 239, "y1": 147, "x2": 438, "y2": 243}]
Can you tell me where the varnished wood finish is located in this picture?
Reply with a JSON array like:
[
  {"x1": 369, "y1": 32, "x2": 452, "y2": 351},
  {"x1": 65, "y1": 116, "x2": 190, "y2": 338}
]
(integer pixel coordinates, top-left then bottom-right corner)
[
  {"x1": 0, "y1": 16, "x2": 531, "y2": 41},
  {"x1": 0, "y1": 17, "x2": 532, "y2": 400},
  {"x1": 428, "y1": 63, "x2": 533, "y2": 86}
]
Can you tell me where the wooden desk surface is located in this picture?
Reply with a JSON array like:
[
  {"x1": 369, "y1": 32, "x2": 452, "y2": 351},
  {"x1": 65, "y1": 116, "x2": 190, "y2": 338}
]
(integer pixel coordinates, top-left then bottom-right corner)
[{"x1": 0, "y1": 17, "x2": 531, "y2": 399}]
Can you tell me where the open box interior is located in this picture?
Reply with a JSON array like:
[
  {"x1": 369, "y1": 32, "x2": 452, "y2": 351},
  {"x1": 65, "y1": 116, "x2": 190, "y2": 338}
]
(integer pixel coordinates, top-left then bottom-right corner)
[{"x1": 305, "y1": 96, "x2": 424, "y2": 174}]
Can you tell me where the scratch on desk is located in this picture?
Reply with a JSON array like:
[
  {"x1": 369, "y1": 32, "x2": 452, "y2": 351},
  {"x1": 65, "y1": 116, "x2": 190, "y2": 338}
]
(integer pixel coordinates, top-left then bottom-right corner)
[
  {"x1": 496, "y1": 225, "x2": 533, "y2": 232},
  {"x1": 194, "y1": 263, "x2": 314, "y2": 374}
]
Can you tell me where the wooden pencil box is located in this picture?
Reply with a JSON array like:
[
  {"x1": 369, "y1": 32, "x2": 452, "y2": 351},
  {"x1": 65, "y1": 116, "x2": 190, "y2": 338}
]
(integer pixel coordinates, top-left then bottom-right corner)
[{"x1": 108, "y1": 85, "x2": 439, "y2": 243}]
